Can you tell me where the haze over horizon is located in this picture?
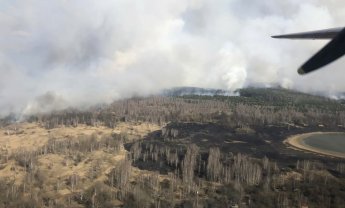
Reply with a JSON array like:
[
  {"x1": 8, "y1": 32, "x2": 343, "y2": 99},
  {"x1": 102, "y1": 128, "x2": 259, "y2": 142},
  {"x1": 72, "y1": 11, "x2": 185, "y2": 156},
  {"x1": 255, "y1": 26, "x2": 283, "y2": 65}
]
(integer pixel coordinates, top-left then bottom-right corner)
[{"x1": 1, "y1": 0, "x2": 345, "y2": 116}]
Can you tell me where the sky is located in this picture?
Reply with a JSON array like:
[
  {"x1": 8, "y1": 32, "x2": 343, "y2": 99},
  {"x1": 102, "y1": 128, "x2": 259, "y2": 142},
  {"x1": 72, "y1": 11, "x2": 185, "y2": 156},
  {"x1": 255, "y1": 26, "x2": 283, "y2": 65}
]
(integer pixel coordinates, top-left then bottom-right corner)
[{"x1": 1, "y1": 0, "x2": 345, "y2": 116}]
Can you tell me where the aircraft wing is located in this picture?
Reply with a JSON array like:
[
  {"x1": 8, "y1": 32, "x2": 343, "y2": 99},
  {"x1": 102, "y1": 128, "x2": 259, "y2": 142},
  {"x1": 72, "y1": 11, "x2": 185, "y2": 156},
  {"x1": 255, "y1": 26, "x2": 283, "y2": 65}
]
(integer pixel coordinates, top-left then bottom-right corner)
[
  {"x1": 272, "y1": 27, "x2": 345, "y2": 74},
  {"x1": 272, "y1": 27, "x2": 343, "y2": 39}
]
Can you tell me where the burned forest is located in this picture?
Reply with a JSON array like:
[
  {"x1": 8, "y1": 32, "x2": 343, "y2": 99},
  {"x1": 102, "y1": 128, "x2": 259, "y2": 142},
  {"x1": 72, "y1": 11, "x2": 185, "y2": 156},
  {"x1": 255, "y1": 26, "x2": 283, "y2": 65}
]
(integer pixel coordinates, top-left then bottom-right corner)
[{"x1": 0, "y1": 87, "x2": 345, "y2": 208}]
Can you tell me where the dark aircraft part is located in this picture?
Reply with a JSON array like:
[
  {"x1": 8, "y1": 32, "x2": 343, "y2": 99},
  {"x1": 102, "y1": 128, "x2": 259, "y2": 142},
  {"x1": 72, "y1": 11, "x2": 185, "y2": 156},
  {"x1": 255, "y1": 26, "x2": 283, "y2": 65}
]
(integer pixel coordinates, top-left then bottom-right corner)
[
  {"x1": 298, "y1": 27, "x2": 345, "y2": 74},
  {"x1": 272, "y1": 27, "x2": 343, "y2": 39},
  {"x1": 272, "y1": 27, "x2": 345, "y2": 74}
]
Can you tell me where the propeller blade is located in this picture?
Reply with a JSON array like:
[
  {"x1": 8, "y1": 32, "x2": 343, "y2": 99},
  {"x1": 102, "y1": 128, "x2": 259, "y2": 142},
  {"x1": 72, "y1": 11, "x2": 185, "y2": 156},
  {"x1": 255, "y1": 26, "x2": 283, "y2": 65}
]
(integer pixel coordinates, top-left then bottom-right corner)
[{"x1": 299, "y1": 27, "x2": 345, "y2": 74}]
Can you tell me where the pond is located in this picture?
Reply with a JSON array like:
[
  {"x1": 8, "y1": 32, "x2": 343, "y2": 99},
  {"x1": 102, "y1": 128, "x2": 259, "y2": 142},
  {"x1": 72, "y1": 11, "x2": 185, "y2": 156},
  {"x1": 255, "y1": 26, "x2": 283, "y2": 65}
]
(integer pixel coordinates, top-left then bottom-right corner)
[{"x1": 302, "y1": 133, "x2": 345, "y2": 156}]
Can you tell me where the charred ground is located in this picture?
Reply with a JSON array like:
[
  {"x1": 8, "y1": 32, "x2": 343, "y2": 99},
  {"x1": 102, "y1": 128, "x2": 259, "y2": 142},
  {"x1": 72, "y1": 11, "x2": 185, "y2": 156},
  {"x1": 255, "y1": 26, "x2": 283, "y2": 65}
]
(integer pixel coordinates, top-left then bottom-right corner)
[{"x1": 0, "y1": 87, "x2": 344, "y2": 207}]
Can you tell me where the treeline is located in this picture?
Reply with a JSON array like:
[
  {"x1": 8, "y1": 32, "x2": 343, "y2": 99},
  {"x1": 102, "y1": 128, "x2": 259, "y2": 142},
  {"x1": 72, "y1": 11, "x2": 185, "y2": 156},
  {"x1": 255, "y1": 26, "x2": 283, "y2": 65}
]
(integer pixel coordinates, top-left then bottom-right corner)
[
  {"x1": 23, "y1": 88, "x2": 345, "y2": 129},
  {"x1": 228, "y1": 103, "x2": 345, "y2": 127},
  {"x1": 127, "y1": 140, "x2": 345, "y2": 207},
  {"x1": 129, "y1": 142, "x2": 266, "y2": 187},
  {"x1": 27, "y1": 96, "x2": 230, "y2": 129}
]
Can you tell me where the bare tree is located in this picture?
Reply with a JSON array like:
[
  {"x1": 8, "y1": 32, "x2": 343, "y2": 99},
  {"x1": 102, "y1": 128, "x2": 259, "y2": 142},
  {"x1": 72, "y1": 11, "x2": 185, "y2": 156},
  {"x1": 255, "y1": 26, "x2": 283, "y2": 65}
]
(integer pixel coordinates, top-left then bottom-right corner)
[
  {"x1": 181, "y1": 144, "x2": 199, "y2": 193},
  {"x1": 206, "y1": 147, "x2": 222, "y2": 182}
]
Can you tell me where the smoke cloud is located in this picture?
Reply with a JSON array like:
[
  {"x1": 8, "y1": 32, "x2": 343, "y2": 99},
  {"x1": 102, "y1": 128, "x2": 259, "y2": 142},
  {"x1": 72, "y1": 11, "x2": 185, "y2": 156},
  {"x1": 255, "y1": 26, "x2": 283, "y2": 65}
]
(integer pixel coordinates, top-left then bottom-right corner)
[{"x1": 1, "y1": 0, "x2": 345, "y2": 116}]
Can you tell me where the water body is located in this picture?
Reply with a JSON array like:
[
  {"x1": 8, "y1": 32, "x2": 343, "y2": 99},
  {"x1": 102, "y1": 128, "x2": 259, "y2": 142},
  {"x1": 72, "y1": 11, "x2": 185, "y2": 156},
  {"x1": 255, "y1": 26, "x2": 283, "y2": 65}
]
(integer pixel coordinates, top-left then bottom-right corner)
[{"x1": 301, "y1": 133, "x2": 345, "y2": 156}]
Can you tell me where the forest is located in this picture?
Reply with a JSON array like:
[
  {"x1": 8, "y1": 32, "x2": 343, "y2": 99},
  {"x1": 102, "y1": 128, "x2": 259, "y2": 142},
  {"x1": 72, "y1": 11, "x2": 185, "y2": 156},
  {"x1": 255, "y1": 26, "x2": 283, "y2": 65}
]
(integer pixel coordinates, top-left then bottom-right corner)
[
  {"x1": 16, "y1": 87, "x2": 345, "y2": 130},
  {"x1": 0, "y1": 87, "x2": 344, "y2": 207}
]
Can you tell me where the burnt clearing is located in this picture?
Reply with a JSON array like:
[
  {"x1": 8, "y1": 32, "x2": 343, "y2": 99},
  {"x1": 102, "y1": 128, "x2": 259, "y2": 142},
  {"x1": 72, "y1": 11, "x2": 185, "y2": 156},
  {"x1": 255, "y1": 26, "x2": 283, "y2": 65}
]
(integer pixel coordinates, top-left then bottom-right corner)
[{"x1": 126, "y1": 122, "x2": 345, "y2": 173}]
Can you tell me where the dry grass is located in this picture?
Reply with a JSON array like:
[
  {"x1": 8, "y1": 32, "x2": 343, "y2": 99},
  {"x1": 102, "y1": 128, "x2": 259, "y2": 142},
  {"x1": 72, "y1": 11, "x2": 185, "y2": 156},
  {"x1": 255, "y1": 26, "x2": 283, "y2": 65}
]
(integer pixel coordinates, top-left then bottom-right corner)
[
  {"x1": 0, "y1": 122, "x2": 161, "y2": 199},
  {"x1": 112, "y1": 122, "x2": 160, "y2": 140},
  {"x1": 0, "y1": 122, "x2": 160, "y2": 153}
]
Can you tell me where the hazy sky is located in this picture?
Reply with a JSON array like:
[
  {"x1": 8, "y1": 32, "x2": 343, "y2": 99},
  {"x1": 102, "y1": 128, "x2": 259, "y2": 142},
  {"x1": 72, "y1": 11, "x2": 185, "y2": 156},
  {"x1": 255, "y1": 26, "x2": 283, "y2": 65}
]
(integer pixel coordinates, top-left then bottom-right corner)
[{"x1": 1, "y1": 0, "x2": 345, "y2": 116}]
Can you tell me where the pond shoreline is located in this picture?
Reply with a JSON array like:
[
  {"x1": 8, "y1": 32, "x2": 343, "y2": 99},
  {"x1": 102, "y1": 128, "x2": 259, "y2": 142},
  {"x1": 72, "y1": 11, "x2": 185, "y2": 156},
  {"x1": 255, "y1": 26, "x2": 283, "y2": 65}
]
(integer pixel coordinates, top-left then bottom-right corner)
[{"x1": 284, "y1": 132, "x2": 345, "y2": 159}]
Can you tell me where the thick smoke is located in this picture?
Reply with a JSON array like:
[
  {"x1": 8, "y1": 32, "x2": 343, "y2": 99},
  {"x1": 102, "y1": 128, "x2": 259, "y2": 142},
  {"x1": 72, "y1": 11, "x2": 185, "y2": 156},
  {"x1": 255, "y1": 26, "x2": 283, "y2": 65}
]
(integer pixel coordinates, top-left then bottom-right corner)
[{"x1": 0, "y1": 0, "x2": 345, "y2": 116}]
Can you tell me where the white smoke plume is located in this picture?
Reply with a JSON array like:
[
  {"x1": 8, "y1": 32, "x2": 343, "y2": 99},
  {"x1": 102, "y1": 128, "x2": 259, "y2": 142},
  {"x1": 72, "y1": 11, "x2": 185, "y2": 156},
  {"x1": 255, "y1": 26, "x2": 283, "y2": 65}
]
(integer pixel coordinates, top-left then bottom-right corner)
[{"x1": 0, "y1": 0, "x2": 345, "y2": 116}]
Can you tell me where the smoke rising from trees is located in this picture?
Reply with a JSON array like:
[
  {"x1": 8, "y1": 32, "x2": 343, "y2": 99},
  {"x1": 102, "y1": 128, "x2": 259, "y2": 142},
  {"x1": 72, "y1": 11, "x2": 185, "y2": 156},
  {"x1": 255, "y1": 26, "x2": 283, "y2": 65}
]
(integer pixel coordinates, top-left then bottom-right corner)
[{"x1": 1, "y1": 0, "x2": 345, "y2": 116}]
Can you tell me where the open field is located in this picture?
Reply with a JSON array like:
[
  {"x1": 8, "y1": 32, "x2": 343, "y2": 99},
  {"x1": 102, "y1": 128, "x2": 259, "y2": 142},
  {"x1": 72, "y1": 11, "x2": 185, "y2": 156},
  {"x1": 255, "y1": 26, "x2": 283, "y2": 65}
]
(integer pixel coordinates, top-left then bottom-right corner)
[
  {"x1": 0, "y1": 122, "x2": 161, "y2": 207},
  {"x1": 0, "y1": 122, "x2": 160, "y2": 152}
]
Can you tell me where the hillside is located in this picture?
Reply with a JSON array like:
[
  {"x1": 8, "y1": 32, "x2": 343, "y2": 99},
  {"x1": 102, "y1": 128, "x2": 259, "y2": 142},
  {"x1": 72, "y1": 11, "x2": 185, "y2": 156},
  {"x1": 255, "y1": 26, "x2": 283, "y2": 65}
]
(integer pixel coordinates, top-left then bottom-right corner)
[{"x1": 0, "y1": 87, "x2": 344, "y2": 207}]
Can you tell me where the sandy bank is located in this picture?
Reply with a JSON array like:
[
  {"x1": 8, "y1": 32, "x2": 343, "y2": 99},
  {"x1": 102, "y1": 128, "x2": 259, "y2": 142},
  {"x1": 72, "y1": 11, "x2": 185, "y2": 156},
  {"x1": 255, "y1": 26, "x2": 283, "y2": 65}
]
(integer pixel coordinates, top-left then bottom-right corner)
[{"x1": 284, "y1": 132, "x2": 345, "y2": 159}]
